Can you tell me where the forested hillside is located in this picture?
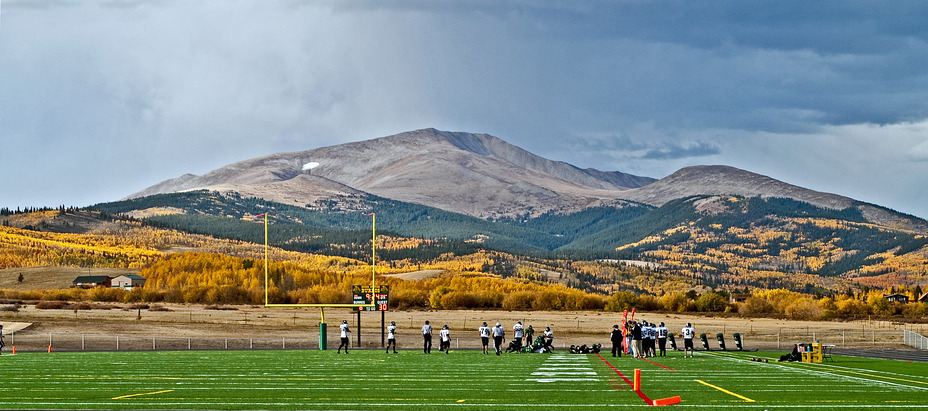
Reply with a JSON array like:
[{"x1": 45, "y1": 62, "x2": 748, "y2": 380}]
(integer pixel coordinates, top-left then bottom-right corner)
[
  {"x1": 89, "y1": 191, "x2": 928, "y2": 292},
  {"x1": 92, "y1": 191, "x2": 652, "y2": 256},
  {"x1": 2, "y1": 206, "x2": 927, "y2": 320}
]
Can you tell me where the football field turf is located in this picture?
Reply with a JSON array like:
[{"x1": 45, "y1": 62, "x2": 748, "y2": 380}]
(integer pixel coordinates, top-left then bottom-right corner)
[{"x1": 1, "y1": 348, "x2": 927, "y2": 409}]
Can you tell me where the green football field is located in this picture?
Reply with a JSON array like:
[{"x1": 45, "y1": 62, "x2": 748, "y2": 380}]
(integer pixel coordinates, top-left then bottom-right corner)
[{"x1": 1, "y1": 348, "x2": 926, "y2": 409}]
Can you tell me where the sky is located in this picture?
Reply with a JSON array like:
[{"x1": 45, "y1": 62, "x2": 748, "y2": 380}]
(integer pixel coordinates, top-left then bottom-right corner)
[{"x1": 2, "y1": 0, "x2": 928, "y2": 218}]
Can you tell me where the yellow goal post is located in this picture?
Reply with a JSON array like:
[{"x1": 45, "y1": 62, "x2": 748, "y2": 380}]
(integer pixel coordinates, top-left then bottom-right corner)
[{"x1": 258, "y1": 212, "x2": 378, "y2": 348}]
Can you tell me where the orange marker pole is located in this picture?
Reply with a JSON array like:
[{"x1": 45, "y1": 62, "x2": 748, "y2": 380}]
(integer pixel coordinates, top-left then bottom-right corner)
[
  {"x1": 48, "y1": 345, "x2": 52, "y2": 353},
  {"x1": 653, "y1": 396, "x2": 682, "y2": 406},
  {"x1": 633, "y1": 368, "x2": 641, "y2": 391},
  {"x1": 11, "y1": 346, "x2": 15, "y2": 354}
]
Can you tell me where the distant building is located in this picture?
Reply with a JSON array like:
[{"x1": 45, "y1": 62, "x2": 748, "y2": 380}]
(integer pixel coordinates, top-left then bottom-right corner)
[
  {"x1": 111, "y1": 274, "x2": 146, "y2": 290},
  {"x1": 884, "y1": 294, "x2": 910, "y2": 304},
  {"x1": 72, "y1": 276, "x2": 112, "y2": 288},
  {"x1": 730, "y1": 293, "x2": 751, "y2": 303},
  {"x1": 918, "y1": 292, "x2": 928, "y2": 304}
]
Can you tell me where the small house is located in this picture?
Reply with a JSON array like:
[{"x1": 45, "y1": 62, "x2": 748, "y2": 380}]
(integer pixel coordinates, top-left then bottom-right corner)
[
  {"x1": 918, "y1": 292, "x2": 928, "y2": 303},
  {"x1": 72, "y1": 275, "x2": 112, "y2": 289},
  {"x1": 730, "y1": 293, "x2": 751, "y2": 303},
  {"x1": 111, "y1": 274, "x2": 146, "y2": 290},
  {"x1": 884, "y1": 293, "x2": 910, "y2": 304}
]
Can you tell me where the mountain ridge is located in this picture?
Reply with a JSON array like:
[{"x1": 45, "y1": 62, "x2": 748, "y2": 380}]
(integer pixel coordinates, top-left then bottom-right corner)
[
  {"x1": 127, "y1": 128, "x2": 926, "y2": 232},
  {"x1": 127, "y1": 128, "x2": 656, "y2": 219}
]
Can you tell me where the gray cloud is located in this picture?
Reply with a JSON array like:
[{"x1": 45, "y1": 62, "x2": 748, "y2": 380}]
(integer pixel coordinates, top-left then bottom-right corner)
[{"x1": 1, "y1": 1, "x2": 927, "y2": 218}]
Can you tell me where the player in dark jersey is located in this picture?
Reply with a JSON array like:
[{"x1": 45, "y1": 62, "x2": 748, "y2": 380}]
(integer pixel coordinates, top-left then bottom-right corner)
[
  {"x1": 656, "y1": 322, "x2": 668, "y2": 357},
  {"x1": 421, "y1": 321, "x2": 433, "y2": 354},
  {"x1": 492, "y1": 322, "x2": 505, "y2": 356},
  {"x1": 610, "y1": 324, "x2": 623, "y2": 357}
]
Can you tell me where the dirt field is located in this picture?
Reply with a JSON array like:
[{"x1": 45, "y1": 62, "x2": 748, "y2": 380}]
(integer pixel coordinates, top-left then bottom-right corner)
[
  {"x1": 2, "y1": 301, "x2": 924, "y2": 352},
  {"x1": 383, "y1": 269, "x2": 444, "y2": 281},
  {"x1": 0, "y1": 266, "x2": 140, "y2": 290}
]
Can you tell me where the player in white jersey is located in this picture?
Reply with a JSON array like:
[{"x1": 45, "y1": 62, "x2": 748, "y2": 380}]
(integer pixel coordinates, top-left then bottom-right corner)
[
  {"x1": 543, "y1": 327, "x2": 554, "y2": 352},
  {"x1": 422, "y1": 321, "x2": 433, "y2": 354},
  {"x1": 386, "y1": 321, "x2": 397, "y2": 354},
  {"x1": 338, "y1": 320, "x2": 351, "y2": 354},
  {"x1": 513, "y1": 321, "x2": 525, "y2": 350},
  {"x1": 478, "y1": 322, "x2": 491, "y2": 354},
  {"x1": 439, "y1": 325, "x2": 451, "y2": 354},
  {"x1": 682, "y1": 323, "x2": 696, "y2": 357},
  {"x1": 656, "y1": 322, "x2": 669, "y2": 357},
  {"x1": 492, "y1": 322, "x2": 505, "y2": 356}
]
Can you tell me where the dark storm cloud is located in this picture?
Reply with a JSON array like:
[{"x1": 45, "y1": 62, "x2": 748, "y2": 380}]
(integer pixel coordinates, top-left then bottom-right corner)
[{"x1": 1, "y1": 1, "x2": 927, "y2": 218}]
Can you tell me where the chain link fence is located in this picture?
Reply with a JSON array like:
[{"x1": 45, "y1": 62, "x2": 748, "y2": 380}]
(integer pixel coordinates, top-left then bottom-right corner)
[
  {"x1": 1, "y1": 328, "x2": 915, "y2": 353},
  {"x1": 2, "y1": 330, "x2": 489, "y2": 352},
  {"x1": 4, "y1": 330, "x2": 324, "y2": 352},
  {"x1": 720, "y1": 329, "x2": 905, "y2": 350}
]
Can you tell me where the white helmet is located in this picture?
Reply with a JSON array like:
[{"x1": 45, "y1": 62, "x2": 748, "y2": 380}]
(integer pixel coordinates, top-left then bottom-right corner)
[{"x1": 496, "y1": 322, "x2": 501, "y2": 326}]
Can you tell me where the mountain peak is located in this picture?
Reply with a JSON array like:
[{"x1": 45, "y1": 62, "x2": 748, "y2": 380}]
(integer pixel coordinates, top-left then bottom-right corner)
[
  {"x1": 621, "y1": 164, "x2": 857, "y2": 211},
  {"x1": 127, "y1": 129, "x2": 654, "y2": 219}
]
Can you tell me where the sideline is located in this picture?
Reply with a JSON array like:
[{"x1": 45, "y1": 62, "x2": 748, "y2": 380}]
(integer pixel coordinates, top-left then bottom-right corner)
[
  {"x1": 790, "y1": 362, "x2": 928, "y2": 388},
  {"x1": 706, "y1": 351, "x2": 928, "y2": 392},
  {"x1": 638, "y1": 356, "x2": 677, "y2": 371}
]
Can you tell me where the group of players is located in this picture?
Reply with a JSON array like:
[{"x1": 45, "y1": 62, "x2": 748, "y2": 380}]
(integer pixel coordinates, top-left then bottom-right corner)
[
  {"x1": 335, "y1": 319, "x2": 553, "y2": 355},
  {"x1": 335, "y1": 317, "x2": 697, "y2": 358},
  {"x1": 610, "y1": 320, "x2": 697, "y2": 358}
]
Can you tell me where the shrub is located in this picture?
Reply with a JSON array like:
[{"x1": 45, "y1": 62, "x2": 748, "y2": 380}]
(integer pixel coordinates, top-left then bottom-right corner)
[
  {"x1": 660, "y1": 292, "x2": 693, "y2": 313},
  {"x1": 205, "y1": 305, "x2": 238, "y2": 311},
  {"x1": 901, "y1": 302, "x2": 928, "y2": 319},
  {"x1": 868, "y1": 297, "x2": 896, "y2": 316},
  {"x1": 68, "y1": 303, "x2": 94, "y2": 311},
  {"x1": 501, "y1": 291, "x2": 535, "y2": 311},
  {"x1": 605, "y1": 291, "x2": 638, "y2": 312},
  {"x1": 428, "y1": 286, "x2": 454, "y2": 309},
  {"x1": 35, "y1": 301, "x2": 67, "y2": 309},
  {"x1": 836, "y1": 298, "x2": 868, "y2": 318},
  {"x1": 783, "y1": 298, "x2": 822, "y2": 320},
  {"x1": 0, "y1": 304, "x2": 20, "y2": 312},
  {"x1": 739, "y1": 297, "x2": 774, "y2": 316},
  {"x1": 637, "y1": 295, "x2": 661, "y2": 311},
  {"x1": 440, "y1": 291, "x2": 481, "y2": 309},
  {"x1": 695, "y1": 292, "x2": 728, "y2": 312},
  {"x1": 531, "y1": 291, "x2": 563, "y2": 311},
  {"x1": 579, "y1": 294, "x2": 605, "y2": 310},
  {"x1": 390, "y1": 289, "x2": 428, "y2": 310}
]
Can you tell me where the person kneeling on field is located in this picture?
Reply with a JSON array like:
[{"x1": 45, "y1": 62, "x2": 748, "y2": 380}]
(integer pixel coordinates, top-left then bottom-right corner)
[{"x1": 779, "y1": 343, "x2": 802, "y2": 362}]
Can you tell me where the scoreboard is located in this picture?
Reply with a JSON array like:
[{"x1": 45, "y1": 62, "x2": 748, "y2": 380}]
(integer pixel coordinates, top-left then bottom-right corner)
[{"x1": 352, "y1": 285, "x2": 389, "y2": 311}]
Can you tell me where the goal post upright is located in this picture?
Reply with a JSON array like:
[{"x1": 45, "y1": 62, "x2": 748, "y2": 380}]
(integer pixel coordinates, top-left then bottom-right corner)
[{"x1": 263, "y1": 212, "x2": 269, "y2": 306}]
